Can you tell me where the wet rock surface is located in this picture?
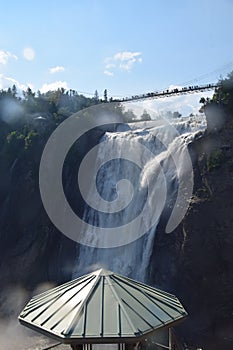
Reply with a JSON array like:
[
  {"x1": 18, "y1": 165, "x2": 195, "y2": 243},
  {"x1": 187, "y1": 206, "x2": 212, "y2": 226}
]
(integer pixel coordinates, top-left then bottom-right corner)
[{"x1": 149, "y1": 112, "x2": 233, "y2": 349}]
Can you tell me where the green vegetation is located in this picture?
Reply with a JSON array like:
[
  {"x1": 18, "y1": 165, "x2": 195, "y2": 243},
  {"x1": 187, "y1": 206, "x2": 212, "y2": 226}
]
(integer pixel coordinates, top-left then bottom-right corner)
[
  {"x1": 206, "y1": 149, "x2": 223, "y2": 172},
  {"x1": 200, "y1": 71, "x2": 233, "y2": 115},
  {"x1": 0, "y1": 85, "x2": 152, "y2": 128},
  {"x1": 0, "y1": 85, "x2": 153, "y2": 187}
]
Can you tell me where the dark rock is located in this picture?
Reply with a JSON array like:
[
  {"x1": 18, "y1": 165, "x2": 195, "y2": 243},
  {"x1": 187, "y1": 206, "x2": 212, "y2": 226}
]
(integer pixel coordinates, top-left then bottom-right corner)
[{"x1": 149, "y1": 112, "x2": 233, "y2": 349}]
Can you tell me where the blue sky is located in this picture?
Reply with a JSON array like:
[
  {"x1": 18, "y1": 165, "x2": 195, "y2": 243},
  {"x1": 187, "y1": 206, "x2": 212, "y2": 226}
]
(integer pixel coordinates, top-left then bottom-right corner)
[{"x1": 0, "y1": 0, "x2": 233, "y2": 115}]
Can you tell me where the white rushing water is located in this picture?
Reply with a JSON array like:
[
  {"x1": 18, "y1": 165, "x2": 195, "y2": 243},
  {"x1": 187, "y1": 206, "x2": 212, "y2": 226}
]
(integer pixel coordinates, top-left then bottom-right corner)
[{"x1": 73, "y1": 116, "x2": 206, "y2": 282}]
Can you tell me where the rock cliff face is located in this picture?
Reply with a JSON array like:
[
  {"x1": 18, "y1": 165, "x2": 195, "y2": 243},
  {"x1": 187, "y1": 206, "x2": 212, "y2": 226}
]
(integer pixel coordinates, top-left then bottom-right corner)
[
  {"x1": 0, "y1": 110, "x2": 233, "y2": 350},
  {"x1": 0, "y1": 131, "x2": 77, "y2": 303},
  {"x1": 0, "y1": 122, "x2": 122, "y2": 310},
  {"x1": 176, "y1": 108, "x2": 233, "y2": 350},
  {"x1": 148, "y1": 106, "x2": 233, "y2": 349}
]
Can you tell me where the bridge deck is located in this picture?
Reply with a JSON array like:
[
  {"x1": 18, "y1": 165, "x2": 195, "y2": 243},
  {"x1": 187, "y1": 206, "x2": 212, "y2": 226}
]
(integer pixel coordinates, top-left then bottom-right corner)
[{"x1": 115, "y1": 83, "x2": 219, "y2": 103}]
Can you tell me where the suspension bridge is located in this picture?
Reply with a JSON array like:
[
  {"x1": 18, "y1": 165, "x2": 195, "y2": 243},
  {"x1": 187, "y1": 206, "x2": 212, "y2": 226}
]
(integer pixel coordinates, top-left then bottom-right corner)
[{"x1": 113, "y1": 82, "x2": 219, "y2": 103}]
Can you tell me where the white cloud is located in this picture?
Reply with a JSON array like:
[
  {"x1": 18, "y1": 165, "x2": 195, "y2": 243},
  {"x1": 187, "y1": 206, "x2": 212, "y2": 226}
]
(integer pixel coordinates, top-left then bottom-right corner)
[
  {"x1": 0, "y1": 73, "x2": 27, "y2": 91},
  {"x1": 0, "y1": 73, "x2": 69, "y2": 95},
  {"x1": 50, "y1": 66, "x2": 65, "y2": 74},
  {"x1": 141, "y1": 91, "x2": 213, "y2": 117},
  {"x1": 104, "y1": 70, "x2": 114, "y2": 77},
  {"x1": 168, "y1": 84, "x2": 183, "y2": 91},
  {"x1": 40, "y1": 81, "x2": 68, "y2": 93},
  {"x1": 119, "y1": 58, "x2": 137, "y2": 71},
  {"x1": 105, "y1": 63, "x2": 116, "y2": 69},
  {"x1": 23, "y1": 47, "x2": 35, "y2": 61},
  {"x1": 113, "y1": 51, "x2": 141, "y2": 62},
  {"x1": 0, "y1": 50, "x2": 18, "y2": 65},
  {"x1": 104, "y1": 50, "x2": 142, "y2": 75},
  {"x1": 26, "y1": 82, "x2": 34, "y2": 90}
]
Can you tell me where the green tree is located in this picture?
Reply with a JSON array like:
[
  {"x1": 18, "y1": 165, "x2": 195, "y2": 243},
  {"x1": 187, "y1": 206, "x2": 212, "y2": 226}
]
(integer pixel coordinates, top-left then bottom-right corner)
[
  {"x1": 22, "y1": 87, "x2": 36, "y2": 113},
  {"x1": 140, "y1": 109, "x2": 151, "y2": 121},
  {"x1": 6, "y1": 131, "x2": 25, "y2": 156},
  {"x1": 24, "y1": 130, "x2": 38, "y2": 150},
  {"x1": 94, "y1": 90, "x2": 99, "y2": 104},
  {"x1": 104, "y1": 89, "x2": 108, "y2": 102},
  {"x1": 12, "y1": 84, "x2": 17, "y2": 98},
  {"x1": 200, "y1": 71, "x2": 233, "y2": 115},
  {"x1": 173, "y1": 111, "x2": 182, "y2": 118},
  {"x1": 214, "y1": 71, "x2": 233, "y2": 114},
  {"x1": 123, "y1": 109, "x2": 136, "y2": 122}
]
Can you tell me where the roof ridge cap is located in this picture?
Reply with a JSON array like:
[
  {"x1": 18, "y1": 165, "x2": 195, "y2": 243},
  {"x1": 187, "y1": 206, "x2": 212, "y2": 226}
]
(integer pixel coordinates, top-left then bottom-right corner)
[
  {"x1": 106, "y1": 275, "x2": 138, "y2": 335},
  {"x1": 62, "y1": 274, "x2": 100, "y2": 336}
]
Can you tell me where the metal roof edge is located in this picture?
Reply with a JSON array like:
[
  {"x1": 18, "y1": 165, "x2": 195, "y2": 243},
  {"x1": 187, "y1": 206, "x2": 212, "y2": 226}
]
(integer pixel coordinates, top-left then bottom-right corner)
[
  {"x1": 18, "y1": 307, "x2": 188, "y2": 345},
  {"x1": 18, "y1": 318, "x2": 65, "y2": 342}
]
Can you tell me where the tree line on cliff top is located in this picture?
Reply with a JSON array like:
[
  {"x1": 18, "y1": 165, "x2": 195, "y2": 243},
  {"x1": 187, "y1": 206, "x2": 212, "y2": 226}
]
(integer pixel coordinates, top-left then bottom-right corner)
[
  {"x1": 200, "y1": 71, "x2": 233, "y2": 115},
  {"x1": 0, "y1": 72, "x2": 233, "y2": 166}
]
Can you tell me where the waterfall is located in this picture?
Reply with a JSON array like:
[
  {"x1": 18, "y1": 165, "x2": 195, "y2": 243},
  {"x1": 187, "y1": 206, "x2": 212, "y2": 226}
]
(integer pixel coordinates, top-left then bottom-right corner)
[{"x1": 73, "y1": 116, "x2": 205, "y2": 282}]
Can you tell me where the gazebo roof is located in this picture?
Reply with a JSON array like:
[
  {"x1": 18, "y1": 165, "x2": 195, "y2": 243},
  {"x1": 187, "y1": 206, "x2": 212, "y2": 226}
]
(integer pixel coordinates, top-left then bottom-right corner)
[{"x1": 18, "y1": 268, "x2": 187, "y2": 344}]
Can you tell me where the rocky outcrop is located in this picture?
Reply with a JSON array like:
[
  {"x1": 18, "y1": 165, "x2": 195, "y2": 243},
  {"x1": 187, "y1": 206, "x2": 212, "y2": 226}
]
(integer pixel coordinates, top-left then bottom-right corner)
[
  {"x1": 149, "y1": 106, "x2": 233, "y2": 349},
  {"x1": 0, "y1": 140, "x2": 76, "y2": 302},
  {"x1": 0, "y1": 124, "x2": 111, "y2": 301},
  {"x1": 176, "y1": 110, "x2": 233, "y2": 350},
  {"x1": 0, "y1": 120, "x2": 127, "y2": 308}
]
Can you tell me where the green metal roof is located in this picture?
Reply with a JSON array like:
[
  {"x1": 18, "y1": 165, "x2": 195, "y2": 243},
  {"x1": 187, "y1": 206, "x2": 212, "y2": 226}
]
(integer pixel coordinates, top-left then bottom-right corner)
[{"x1": 18, "y1": 269, "x2": 187, "y2": 344}]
